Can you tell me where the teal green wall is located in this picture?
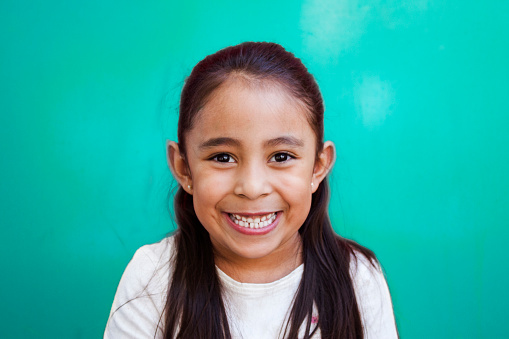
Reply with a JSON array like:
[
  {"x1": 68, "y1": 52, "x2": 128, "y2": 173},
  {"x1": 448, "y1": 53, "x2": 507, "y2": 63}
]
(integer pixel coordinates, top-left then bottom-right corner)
[{"x1": 1, "y1": 1, "x2": 508, "y2": 338}]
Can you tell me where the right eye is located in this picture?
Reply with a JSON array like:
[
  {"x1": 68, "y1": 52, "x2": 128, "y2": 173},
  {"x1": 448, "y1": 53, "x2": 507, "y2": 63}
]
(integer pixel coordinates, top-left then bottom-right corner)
[{"x1": 212, "y1": 153, "x2": 235, "y2": 163}]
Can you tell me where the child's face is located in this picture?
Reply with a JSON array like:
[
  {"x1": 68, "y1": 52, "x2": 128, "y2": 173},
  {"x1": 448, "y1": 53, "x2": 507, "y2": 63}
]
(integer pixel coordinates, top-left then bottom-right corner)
[{"x1": 175, "y1": 78, "x2": 329, "y2": 264}]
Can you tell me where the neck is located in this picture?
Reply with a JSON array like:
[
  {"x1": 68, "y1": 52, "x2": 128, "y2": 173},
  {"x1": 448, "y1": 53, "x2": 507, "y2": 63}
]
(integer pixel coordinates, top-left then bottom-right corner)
[{"x1": 213, "y1": 235, "x2": 303, "y2": 284}]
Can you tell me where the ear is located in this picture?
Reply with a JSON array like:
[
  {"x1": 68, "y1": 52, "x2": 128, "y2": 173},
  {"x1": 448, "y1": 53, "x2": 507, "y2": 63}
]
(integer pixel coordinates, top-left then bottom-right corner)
[
  {"x1": 311, "y1": 141, "x2": 335, "y2": 193},
  {"x1": 166, "y1": 140, "x2": 193, "y2": 194}
]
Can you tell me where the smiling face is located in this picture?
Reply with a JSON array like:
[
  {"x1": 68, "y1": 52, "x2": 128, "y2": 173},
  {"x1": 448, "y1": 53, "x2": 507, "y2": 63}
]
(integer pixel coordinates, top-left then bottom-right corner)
[{"x1": 169, "y1": 76, "x2": 333, "y2": 274}]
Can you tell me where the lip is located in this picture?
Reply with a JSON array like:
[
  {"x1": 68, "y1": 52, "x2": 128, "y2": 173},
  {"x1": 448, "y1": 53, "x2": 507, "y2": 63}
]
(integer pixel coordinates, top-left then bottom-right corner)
[
  {"x1": 227, "y1": 211, "x2": 276, "y2": 217},
  {"x1": 224, "y1": 211, "x2": 281, "y2": 236}
]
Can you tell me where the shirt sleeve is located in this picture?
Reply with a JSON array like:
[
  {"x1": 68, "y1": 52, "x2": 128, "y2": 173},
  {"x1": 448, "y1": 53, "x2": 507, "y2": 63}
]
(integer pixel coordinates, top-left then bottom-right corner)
[
  {"x1": 104, "y1": 243, "x2": 170, "y2": 339},
  {"x1": 351, "y1": 255, "x2": 399, "y2": 339}
]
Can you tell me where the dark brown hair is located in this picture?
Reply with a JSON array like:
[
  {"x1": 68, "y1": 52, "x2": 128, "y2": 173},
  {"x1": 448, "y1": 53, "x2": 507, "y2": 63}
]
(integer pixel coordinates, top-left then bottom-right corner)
[{"x1": 165, "y1": 42, "x2": 376, "y2": 339}]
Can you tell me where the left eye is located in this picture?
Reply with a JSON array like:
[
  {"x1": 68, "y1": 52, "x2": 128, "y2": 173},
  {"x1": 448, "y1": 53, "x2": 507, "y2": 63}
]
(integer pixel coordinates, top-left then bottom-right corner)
[
  {"x1": 270, "y1": 153, "x2": 293, "y2": 162},
  {"x1": 212, "y1": 153, "x2": 235, "y2": 163}
]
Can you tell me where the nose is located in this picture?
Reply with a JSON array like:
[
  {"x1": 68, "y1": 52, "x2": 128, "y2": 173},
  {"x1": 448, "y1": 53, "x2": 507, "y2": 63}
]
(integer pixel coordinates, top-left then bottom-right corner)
[{"x1": 233, "y1": 161, "x2": 272, "y2": 200}]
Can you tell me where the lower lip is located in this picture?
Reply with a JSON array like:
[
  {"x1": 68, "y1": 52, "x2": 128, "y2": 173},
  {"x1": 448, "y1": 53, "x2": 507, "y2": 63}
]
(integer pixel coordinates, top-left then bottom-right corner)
[{"x1": 224, "y1": 212, "x2": 281, "y2": 236}]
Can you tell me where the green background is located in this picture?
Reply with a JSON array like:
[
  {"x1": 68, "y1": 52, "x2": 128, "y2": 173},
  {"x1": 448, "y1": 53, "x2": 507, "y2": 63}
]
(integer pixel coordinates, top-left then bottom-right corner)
[{"x1": 1, "y1": 0, "x2": 508, "y2": 338}]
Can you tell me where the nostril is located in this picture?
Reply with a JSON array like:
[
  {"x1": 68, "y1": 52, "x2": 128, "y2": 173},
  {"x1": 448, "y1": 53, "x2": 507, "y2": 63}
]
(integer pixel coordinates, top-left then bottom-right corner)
[{"x1": 233, "y1": 166, "x2": 273, "y2": 199}]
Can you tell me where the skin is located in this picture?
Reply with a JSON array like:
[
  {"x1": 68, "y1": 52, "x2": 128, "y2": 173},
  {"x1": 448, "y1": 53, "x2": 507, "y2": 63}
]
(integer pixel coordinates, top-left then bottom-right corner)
[{"x1": 168, "y1": 77, "x2": 334, "y2": 283}]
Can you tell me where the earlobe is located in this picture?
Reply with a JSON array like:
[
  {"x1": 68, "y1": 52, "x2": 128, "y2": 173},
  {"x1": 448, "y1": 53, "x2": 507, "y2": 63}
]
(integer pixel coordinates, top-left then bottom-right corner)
[
  {"x1": 166, "y1": 141, "x2": 193, "y2": 194},
  {"x1": 311, "y1": 141, "x2": 335, "y2": 192}
]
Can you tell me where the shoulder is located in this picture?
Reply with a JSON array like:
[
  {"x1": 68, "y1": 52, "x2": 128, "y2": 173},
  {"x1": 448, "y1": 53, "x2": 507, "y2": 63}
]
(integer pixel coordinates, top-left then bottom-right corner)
[
  {"x1": 128, "y1": 236, "x2": 175, "y2": 275},
  {"x1": 104, "y1": 236, "x2": 176, "y2": 339},
  {"x1": 349, "y1": 252, "x2": 389, "y2": 316},
  {"x1": 349, "y1": 251, "x2": 399, "y2": 339},
  {"x1": 349, "y1": 251, "x2": 382, "y2": 288},
  {"x1": 119, "y1": 236, "x2": 175, "y2": 292},
  {"x1": 119, "y1": 235, "x2": 176, "y2": 297}
]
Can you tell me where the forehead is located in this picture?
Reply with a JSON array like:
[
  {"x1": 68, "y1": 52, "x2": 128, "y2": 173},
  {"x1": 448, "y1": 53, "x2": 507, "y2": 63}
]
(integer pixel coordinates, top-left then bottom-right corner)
[{"x1": 187, "y1": 78, "x2": 315, "y2": 146}]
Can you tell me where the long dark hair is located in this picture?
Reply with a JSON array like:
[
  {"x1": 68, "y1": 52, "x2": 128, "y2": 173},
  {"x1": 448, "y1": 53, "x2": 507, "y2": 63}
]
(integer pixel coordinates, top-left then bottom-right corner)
[{"x1": 164, "y1": 42, "x2": 376, "y2": 339}]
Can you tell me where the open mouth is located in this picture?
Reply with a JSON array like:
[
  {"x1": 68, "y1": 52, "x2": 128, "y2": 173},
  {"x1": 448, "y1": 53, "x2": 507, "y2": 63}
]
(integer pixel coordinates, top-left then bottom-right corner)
[{"x1": 228, "y1": 212, "x2": 277, "y2": 229}]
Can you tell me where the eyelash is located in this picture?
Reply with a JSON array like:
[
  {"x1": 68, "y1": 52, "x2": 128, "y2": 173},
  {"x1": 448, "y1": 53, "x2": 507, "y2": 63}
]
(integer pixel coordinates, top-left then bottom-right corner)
[
  {"x1": 209, "y1": 152, "x2": 295, "y2": 163},
  {"x1": 210, "y1": 153, "x2": 235, "y2": 163},
  {"x1": 269, "y1": 152, "x2": 295, "y2": 163}
]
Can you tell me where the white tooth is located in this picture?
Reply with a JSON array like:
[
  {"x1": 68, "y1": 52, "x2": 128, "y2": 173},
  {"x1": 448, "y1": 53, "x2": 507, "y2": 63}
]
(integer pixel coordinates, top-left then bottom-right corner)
[
  {"x1": 247, "y1": 217, "x2": 253, "y2": 223},
  {"x1": 254, "y1": 217, "x2": 260, "y2": 223},
  {"x1": 239, "y1": 221, "x2": 245, "y2": 227},
  {"x1": 236, "y1": 214, "x2": 241, "y2": 220},
  {"x1": 261, "y1": 216, "x2": 266, "y2": 221},
  {"x1": 249, "y1": 222, "x2": 254, "y2": 228},
  {"x1": 242, "y1": 216, "x2": 247, "y2": 221},
  {"x1": 255, "y1": 223, "x2": 259, "y2": 229},
  {"x1": 263, "y1": 221, "x2": 268, "y2": 227},
  {"x1": 235, "y1": 219, "x2": 239, "y2": 224}
]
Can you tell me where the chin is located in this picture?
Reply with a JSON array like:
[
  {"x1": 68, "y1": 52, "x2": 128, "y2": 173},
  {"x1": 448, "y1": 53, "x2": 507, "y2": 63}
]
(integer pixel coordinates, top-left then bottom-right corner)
[{"x1": 229, "y1": 242, "x2": 278, "y2": 260}]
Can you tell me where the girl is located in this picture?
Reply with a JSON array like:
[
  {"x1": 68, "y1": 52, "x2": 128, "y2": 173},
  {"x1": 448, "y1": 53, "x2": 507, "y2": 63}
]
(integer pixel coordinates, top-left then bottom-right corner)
[{"x1": 105, "y1": 42, "x2": 398, "y2": 339}]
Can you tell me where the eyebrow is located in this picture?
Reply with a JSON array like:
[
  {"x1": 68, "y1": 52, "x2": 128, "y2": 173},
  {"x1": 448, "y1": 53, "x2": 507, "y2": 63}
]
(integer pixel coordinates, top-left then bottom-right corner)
[
  {"x1": 264, "y1": 136, "x2": 304, "y2": 148},
  {"x1": 198, "y1": 137, "x2": 241, "y2": 150},
  {"x1": 198, "y1": 135, "x2": 305, "y2": 150}
]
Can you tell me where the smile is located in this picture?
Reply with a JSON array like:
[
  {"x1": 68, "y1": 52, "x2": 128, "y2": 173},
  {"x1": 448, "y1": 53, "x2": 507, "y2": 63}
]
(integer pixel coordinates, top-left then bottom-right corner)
[{"x1": 228, "y1": 212, "x2": 277, "y2": 229}]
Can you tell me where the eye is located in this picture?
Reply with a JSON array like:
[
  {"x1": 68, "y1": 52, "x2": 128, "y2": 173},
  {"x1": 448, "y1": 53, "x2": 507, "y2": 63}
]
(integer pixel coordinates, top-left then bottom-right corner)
[
  {"x1": 270, "y1": 152, "x2": 294, "y2": 163},
  {"x1": 212, "y1": 153, "x2": 235, "y2": 163}
]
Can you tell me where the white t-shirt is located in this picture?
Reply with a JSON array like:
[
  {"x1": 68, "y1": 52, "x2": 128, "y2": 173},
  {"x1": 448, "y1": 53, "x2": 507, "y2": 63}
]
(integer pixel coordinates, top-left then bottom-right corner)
[{"x1": 104, "y1": 236, "x2": 398, "y2": 339}]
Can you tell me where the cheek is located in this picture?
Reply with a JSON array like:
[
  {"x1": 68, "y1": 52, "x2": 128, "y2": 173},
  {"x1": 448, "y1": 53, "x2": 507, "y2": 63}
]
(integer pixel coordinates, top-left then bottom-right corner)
[
  {"x1": 192, "y1": 187, "x2": 223, "y2": 236},
  {"x1": 191, "y1": 170, "x2": 231, "y2": 216},
  {"x1": 277, "y1": 169, "x2": 313, "y2": 212},
  {"x1": 277, "y1": 164, "x2": 314, "y2": 192}
]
